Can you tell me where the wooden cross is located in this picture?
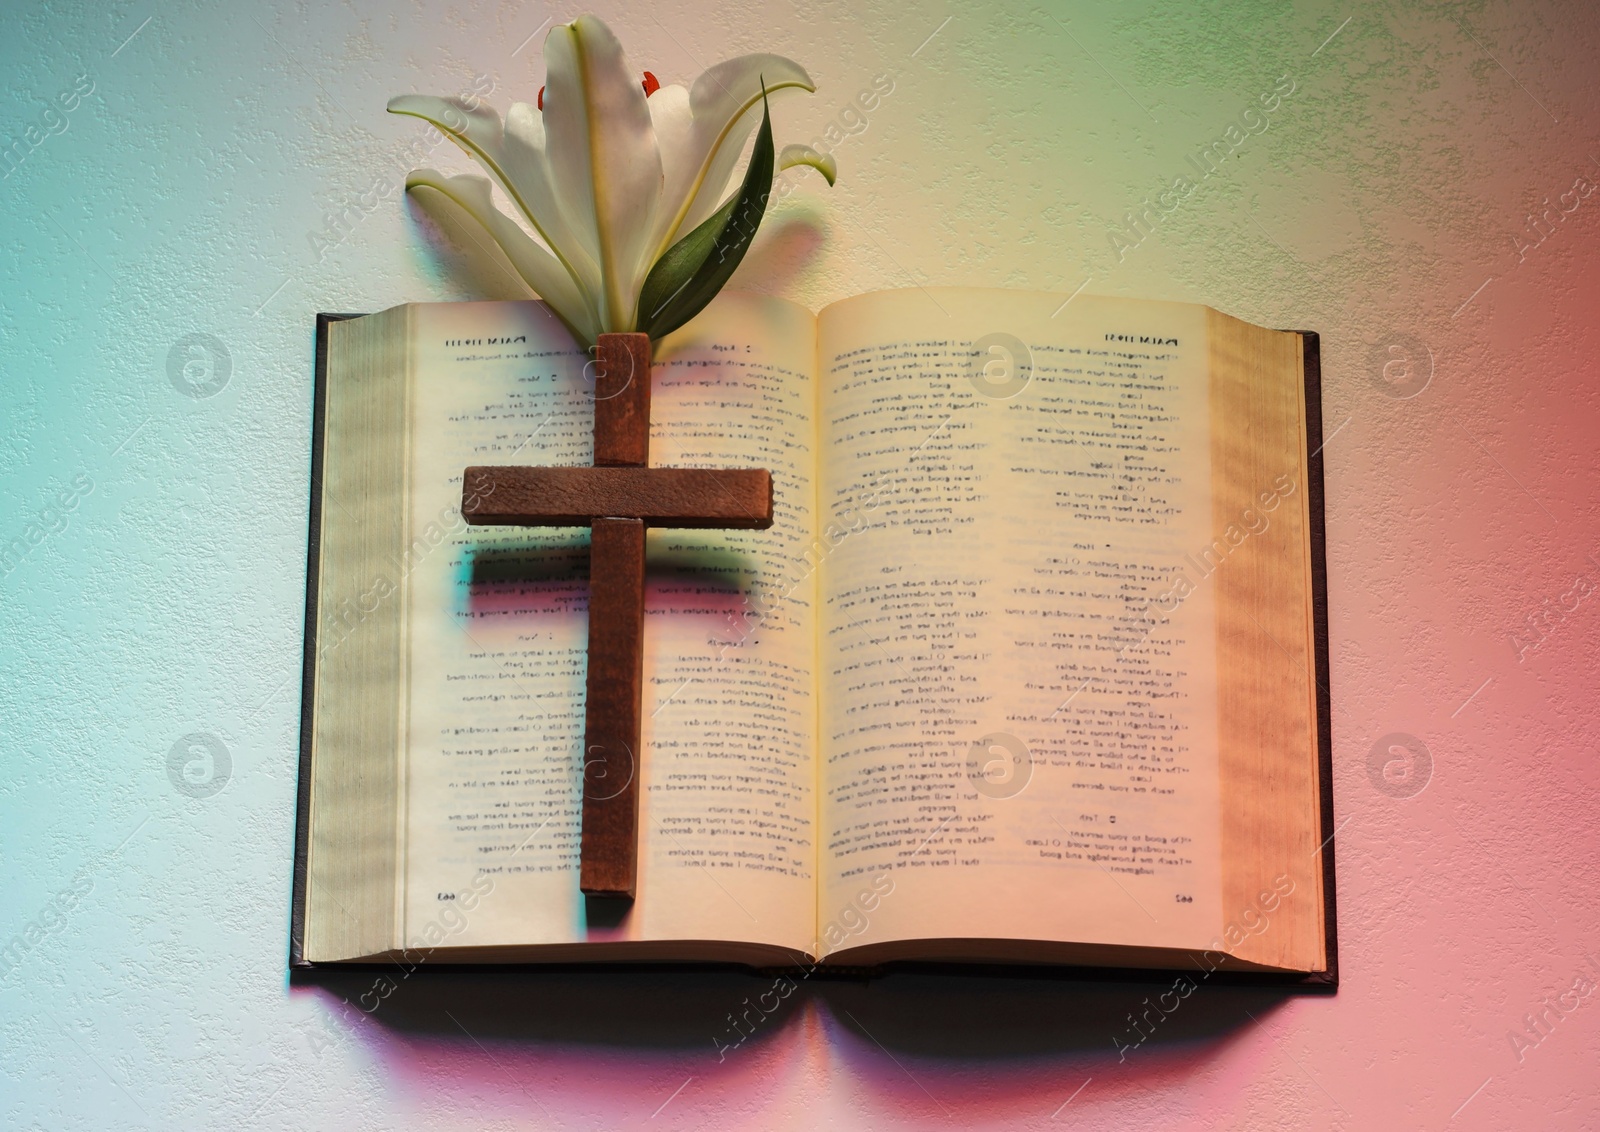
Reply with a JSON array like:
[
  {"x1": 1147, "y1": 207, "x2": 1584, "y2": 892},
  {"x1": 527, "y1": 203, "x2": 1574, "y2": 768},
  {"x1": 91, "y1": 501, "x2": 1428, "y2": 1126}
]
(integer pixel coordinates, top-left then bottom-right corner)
[{"x1": 460, "y1": 333, "x2": 773, "y2": 900}]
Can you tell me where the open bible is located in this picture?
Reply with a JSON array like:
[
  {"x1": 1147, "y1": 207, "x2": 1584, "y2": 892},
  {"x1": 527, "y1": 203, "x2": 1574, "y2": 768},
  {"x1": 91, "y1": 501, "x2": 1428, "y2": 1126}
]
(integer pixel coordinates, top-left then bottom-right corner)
[{"x1": 292, "y1": 287, "x2": 1336, "y2": 985}]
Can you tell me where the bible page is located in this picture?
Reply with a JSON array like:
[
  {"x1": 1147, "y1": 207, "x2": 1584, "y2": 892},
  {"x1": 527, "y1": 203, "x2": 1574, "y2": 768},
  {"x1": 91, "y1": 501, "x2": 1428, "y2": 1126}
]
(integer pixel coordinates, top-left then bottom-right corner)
[
  {"x1": 397, "y1": 294, "x2": 819, "y2": 958},
  {"x1": 814, "y1": 288, "x2": 1222, "y2": 958}
]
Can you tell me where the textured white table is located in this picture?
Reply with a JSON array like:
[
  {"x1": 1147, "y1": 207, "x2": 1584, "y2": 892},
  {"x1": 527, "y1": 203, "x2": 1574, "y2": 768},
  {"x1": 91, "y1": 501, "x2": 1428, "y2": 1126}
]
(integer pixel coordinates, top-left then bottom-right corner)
[{"x1": 4, "y1": 2, "x2": 1598, "y2": 1128}]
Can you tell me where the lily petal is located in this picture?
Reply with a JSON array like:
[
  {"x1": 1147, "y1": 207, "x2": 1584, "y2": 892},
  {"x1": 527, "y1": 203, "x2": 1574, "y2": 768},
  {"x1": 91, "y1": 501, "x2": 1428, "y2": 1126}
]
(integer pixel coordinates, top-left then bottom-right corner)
[
  {"x1": 542, "y1": 15, "x2": 663, "y2": 333},
  {"x1": 647, "y1": 83, "x2": 695, "y2": 228},
  {"x1": 387, "y1": 93, "x2": 504, "y2": 160},
  {"x1": 650, "y1": 53, "x2": 817, "y2": 260},
  {"x1": 502, "y1": 100, "x2": 602, "y2": 298},
  {"x1": 387, "y1": 94, "x2": 595, "y2": 299},
  {"x1": 778, "y1": 143, "x2": 837, "y2": 186},
  {"x1": 404, "y1": 169, "x2": 599, "y2": 345}
]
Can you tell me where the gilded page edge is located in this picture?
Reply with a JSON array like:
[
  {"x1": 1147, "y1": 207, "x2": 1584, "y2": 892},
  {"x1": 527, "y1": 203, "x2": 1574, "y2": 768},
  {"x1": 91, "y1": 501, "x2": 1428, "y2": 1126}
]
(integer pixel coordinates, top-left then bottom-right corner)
[
  {"x1": 304, "y1": 308, "x2": 409, "y2": 962},
  {"x1": 1206, "y1": 309, "x2": 1326, "y2": 973}
]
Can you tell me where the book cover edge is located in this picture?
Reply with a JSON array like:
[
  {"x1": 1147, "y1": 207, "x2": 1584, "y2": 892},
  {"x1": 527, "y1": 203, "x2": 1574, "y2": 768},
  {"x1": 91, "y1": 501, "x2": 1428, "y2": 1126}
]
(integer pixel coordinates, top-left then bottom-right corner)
[
  {"x1": 1296, "y1": 328, "x2": 1339, "y2": 991},
  {"x1": 290, "y1": 313, "x2": 364, "y2": 971}
]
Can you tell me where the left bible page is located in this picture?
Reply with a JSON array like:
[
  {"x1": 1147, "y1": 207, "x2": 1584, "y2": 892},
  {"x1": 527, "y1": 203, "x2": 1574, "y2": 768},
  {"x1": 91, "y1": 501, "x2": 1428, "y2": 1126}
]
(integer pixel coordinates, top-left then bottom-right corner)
[{"x1": 397, "y1": 296, "x2": 819, "y2": 961}]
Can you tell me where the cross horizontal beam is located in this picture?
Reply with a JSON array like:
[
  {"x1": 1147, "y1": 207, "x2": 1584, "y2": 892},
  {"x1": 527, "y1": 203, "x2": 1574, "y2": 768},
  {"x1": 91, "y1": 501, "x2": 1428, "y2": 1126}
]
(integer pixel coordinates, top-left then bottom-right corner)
[{"x1": 461, "y1": 466, "x2": 774, "y2": 529}]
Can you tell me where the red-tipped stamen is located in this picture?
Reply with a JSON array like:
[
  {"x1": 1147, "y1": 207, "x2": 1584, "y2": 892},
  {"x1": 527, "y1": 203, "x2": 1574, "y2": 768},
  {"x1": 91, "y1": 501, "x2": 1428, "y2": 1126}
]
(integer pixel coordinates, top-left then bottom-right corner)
[{"x1": 536, "y1": 72, "x2": 656, "y2": 113}]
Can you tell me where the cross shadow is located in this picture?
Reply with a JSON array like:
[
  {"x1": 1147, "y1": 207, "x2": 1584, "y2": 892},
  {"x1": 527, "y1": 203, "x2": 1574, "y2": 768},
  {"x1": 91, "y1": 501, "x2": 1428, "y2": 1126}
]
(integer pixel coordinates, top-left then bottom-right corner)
[{"x1": 462, "y1": 537, "x2": 755, "y2": 622}]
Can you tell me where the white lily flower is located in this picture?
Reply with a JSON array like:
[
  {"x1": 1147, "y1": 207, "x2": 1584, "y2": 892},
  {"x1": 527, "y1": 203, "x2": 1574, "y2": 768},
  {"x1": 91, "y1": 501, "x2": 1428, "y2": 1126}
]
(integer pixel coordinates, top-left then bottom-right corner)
[{"x1": 388, "y1": 14, "x2": 835, "y2": 346}]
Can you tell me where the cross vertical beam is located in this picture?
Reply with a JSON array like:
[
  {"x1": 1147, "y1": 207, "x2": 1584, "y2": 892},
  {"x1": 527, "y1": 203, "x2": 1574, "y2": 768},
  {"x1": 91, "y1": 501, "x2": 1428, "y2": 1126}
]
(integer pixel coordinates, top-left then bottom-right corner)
[
  {"x1": 581, "y1": 333, "x2": 652, "y2": 897},
  {"x1": 580, "y1": 515, "x2": 645, "y2": 896},
  {"x1": 593, "y1": 332, "x2": 651, "y2": 466}
]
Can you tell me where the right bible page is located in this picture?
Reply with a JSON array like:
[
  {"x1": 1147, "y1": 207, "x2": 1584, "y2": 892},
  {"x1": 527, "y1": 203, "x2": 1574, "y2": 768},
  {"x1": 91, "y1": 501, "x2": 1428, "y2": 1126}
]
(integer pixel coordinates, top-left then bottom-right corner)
[{"x1": 814, "y1": 288, "x2": 1223, "y2": 959}]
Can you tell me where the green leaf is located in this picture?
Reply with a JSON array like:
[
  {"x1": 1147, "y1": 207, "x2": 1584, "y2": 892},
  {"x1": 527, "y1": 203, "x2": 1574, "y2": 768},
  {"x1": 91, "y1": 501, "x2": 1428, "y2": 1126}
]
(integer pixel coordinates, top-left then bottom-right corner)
[{"x1": 637, "y1": 84, "x2": 776, "y2": 341}]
